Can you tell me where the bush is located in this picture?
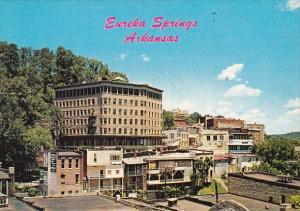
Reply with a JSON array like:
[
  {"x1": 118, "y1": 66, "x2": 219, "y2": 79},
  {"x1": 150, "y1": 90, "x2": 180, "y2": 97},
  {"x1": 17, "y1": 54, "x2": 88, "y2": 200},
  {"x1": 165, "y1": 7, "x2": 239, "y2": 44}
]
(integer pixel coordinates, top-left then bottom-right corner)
[{"x1": 289, "y1": 194, "x2": 300, "y2": 208}]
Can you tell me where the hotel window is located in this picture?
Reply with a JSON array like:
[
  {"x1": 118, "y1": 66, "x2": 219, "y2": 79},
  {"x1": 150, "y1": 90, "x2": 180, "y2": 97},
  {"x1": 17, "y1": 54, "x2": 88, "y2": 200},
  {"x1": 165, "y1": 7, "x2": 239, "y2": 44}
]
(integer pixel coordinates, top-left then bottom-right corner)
[
  {"x1": 118, "y1": 87, "x2": 122, "y2": 94},
  {"x1": 119, "y1": 109, "x2": 122, "y2": 115},
  {"x1": 207, "y1": 136, "x2": 211, "y2": 141},
  {"x1": 68, "y1": 191, "x2": 72, "y2": 194},
  {"x1": 113, "y1": 98, "x2": 116, "y2": 105},
  {"x1": 119, "y1": 128, "x2": 122, "y2": 134},
  {"x1": 119, "y1": 118, "x2": 122, "y2": 124},
  {"x1": 130, "y1": 100, "x2": 133, "y2": 105},
  {"x1": 135, "y1": 100, "x2": 138, "y2": 106},
  {"x1": 68, "y1": 159, "x2": 72, "y2": 168},
  {"x1": 75, "y1": 159, "x2": 79, "y2": 168},
  {"x1": 61, "y1": 159, "x2": 65, "y2": 168},
  {"x1": 124, "y1": 99, "x2": 127, "y2": 105},
  {"x1": 123, "y1": 88, "x2": 128, "y2": 95},
  {"x1": 130, "y1": 119, "x2": 133, "y2": 125},
  {"x1": 116, "y1": 170, "x2": 120, "y2": 174},
  {"x1": 130, "y1": 110, "x2": 133, "y2": 115},
  {"x1": 124, "y1": 128, "x2": 127, "y2": 134},
  {"x1": 220, "y1": 135, "x2": 224, "y2": 140},
  {"x1": 124, "y1": 109, "x2": 127, "y2": 115},
  {"x1": 61, "y1": 174, "x2": 65, "y2": 184},
  {"x1": 108, "y1": 170, "x2": 112, "y2": 175},
  {"x1": 119, "y1": 99, "x2": 122, "y2": 105},
  {"x1": 124, "y1": 119, "x2": 127, "y2": 125},
  {"x1": 75, "y1": 174, "x2": 79, "y2": 184},
  {"x1": 213, "y1": 135, "x2": 217, "y2": 141},
  {"x1": 135, "y1": 110, "x2": 138, "y2": 116},
  {"x1": 113, "y1": 109, "x2": 116, "y2": 115},
  {"x1": 113, "y1": 118, "x2": 116, "y2": 124},
  {"x1": 61, "y1": 191, "x2": 65, "y2": 195},
  {"x1": 94, "y1": 154, "x2": 97, "y2": 162}
]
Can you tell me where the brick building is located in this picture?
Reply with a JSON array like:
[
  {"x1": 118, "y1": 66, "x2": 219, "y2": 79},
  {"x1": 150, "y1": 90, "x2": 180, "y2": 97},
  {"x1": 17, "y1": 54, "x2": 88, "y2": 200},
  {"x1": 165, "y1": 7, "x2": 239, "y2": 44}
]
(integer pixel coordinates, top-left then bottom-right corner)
[
  {"x1": 46, "y1": 151, "x2": 84, "y2": 196},
  {"x1": 206, "y1": 116, "x2": 245, "y2": 129}
]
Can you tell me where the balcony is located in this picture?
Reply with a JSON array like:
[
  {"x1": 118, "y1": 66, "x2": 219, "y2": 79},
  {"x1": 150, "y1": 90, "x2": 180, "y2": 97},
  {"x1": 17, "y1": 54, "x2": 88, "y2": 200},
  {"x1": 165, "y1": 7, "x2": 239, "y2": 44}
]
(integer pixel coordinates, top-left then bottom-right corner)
[
  {"x1": 88, "y1": 173, "x2": 105, "y2": 179},
  {"x1": 126, "y1": 170, "x2": 143, "y2": 176},
  {"x1": 90, "y1": 185, "x2": 123, "y2": 192}
]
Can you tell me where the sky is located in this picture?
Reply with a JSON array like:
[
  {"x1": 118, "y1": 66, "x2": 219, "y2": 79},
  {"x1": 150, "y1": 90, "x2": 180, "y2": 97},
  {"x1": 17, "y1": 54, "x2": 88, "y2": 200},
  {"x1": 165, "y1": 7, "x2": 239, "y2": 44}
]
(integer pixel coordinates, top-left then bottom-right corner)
[{"x1": 0, "y1": 0, "x2": 300, "y2": 134}]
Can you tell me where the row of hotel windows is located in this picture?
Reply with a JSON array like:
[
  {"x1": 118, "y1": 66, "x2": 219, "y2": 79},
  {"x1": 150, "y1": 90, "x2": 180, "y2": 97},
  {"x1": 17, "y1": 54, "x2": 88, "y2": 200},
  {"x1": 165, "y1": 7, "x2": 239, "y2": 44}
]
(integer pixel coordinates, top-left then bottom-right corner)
[
  {"x1": 100, "y1": 118, "x2": 161, "y2": 127},
  {"x1": 61, "y1": 128, "x2": 162, "y2": 135},
  {"x1": 62, "y1": 108, "x2": 162, "y2": 119},
  {"x1": 101, "y1": 98, "x2": 161, "y2": 110},
  {"x1": 100, "y1": 108, "x2": 162, "y2": 118},
  {"x1": 55, "y1": 86, "x2": 162, "y2": 100},
  {"x1": 56, "y1": 98, "x2": 162, "y2": 110},
  {"x1": 62, "y1": 118, "x2": 162, "y2": 127},
  {"x1": 56, "y1": 98, "x2": 95, "y2": 108}
]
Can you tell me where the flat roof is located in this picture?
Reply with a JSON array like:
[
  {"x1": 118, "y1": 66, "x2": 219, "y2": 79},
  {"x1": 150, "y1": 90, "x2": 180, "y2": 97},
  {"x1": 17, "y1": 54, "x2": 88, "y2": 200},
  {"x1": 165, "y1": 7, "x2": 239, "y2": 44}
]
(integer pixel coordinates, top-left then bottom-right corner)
[
  {"x1": 234, "y1": 173, "x2": 300, "y2": 187},
  {"x1": 25, "y1": 195, "x2": 137, "y2": 211},
  {"x1": 144, "y1": 152, "x2": 195, "y2": 161},
  {"x1": 54, "y1": 80, "x2": 163, "y2": 92},
  {"x1": 57, "y1": 151, "x2": 81, "y2": 157},
  {"x1": 123, "y1": 156, "x2": 147, "y2": 165}
]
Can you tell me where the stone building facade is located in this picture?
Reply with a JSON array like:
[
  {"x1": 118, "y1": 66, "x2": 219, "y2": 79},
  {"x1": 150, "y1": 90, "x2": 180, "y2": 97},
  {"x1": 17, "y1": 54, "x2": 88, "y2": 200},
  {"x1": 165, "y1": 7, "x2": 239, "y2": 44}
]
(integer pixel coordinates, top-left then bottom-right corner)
[{"x1": 54, "y1": 78, "x2": 164, "y2": 150}]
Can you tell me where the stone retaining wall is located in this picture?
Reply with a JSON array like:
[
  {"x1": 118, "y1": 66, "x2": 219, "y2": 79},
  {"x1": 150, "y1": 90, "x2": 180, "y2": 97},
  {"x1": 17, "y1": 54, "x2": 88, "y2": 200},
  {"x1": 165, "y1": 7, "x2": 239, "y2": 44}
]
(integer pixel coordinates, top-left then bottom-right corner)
[{"x1": 228, "y1": 173, "x2": 300, "y2": 204}]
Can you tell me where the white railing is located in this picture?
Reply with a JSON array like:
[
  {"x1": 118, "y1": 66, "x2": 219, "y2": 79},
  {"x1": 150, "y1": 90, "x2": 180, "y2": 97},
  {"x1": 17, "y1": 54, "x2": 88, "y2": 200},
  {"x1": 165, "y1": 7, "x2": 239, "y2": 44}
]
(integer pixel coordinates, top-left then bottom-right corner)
[
  {"x1": 90, "y1": 185, "x2": 123, "y2": 191},
  {"x1": 88, "y1": 173, "x2": 105, "y2": 178}
]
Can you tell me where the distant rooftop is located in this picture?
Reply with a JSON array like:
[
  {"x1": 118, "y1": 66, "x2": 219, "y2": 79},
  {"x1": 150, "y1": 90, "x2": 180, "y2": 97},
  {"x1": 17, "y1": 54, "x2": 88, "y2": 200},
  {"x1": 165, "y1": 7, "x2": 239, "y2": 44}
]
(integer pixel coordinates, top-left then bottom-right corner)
[{"x1": 54, "y1": 79, "x2": 163, "y2": 92}]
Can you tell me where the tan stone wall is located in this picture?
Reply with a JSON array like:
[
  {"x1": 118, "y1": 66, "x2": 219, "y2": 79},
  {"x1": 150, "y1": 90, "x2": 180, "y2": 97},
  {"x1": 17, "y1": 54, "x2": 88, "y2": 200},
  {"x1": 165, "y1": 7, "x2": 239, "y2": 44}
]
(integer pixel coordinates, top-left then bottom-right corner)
[{"x1": 228, "y1": 175, "x2": 300, "y2": 204}]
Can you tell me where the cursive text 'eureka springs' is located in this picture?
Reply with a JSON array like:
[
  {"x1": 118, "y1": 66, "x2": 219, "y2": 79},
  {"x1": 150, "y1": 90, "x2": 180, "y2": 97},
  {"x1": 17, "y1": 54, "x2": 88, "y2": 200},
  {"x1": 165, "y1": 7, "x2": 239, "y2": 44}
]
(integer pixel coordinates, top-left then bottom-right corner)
[
  {"x1": 105, "y1": 16, "x2": 197, "y2": 30},
  {"x1": 104, "y1": 16, "x2": 197, "y2": 43}
]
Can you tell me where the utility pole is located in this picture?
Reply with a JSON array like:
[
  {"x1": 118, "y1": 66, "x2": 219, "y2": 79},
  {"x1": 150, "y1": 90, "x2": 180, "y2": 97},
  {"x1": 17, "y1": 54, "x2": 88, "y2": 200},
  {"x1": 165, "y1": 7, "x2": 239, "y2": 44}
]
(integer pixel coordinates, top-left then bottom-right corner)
[{"x1": 214, "y1": 179, "x2": 219, "y2": 203}]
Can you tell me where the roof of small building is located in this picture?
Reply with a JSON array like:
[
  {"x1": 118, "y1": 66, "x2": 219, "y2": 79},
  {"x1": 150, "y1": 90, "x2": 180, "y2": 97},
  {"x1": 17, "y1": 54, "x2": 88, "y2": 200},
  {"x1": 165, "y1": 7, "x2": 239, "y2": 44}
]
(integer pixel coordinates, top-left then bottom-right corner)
[
  {"x1": 57, "y1": 151, "x2": 81, "y2": 157},
  {"x1": 123, "y1": 156, "x2": 147, "y2": 165},
  {"x1": 144, "y1": 152, "x2": 195, "y2": 161}
]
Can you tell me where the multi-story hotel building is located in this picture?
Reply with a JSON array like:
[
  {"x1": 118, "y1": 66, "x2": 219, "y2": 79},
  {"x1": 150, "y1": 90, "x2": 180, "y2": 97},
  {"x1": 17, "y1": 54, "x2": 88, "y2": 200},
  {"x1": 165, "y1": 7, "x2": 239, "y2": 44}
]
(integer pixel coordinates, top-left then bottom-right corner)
[{"x1": 54, "y1": 78, "x2": 164, "y2": 150}]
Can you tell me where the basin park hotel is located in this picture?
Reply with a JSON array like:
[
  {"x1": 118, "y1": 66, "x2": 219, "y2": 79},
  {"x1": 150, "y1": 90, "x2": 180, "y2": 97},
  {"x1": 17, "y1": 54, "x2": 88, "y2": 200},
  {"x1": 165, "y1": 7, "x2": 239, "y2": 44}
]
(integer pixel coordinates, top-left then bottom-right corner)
[{"x1": 54, "y1": 77, "x2": 165, "y2": 151}]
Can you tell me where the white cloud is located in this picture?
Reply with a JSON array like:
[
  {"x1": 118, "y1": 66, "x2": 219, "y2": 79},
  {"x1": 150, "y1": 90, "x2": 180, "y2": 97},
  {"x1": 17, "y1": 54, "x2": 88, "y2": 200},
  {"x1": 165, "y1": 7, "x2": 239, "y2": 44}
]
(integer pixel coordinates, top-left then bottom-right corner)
[
  {"x1": 286, "y1": 108, "x2": 300, "y2": 117},
  {"x1": 224, "y1": 84, "x2": 262, "y2": 98},
  {"x1": 141, "y1": 54, "x2": 150, "y2": 62},
  {"x1": 120, "y1": 53, "x2": 127, "y2": 60},
  {"x1": 217, "y1": 63, "x2": 244, "y2": 81},
  {"x1": 235, "y1": 78, "x2": 242, "y2": 82},
  {"x1": 285, "y1": 97, "x2": 300, "y2": 108},
  {"x1": 218, "y1": 100, "x2": 232, "y2": 107},
  {"x1": 286, "y1": 0, "x2": 300, "y2": 10}
]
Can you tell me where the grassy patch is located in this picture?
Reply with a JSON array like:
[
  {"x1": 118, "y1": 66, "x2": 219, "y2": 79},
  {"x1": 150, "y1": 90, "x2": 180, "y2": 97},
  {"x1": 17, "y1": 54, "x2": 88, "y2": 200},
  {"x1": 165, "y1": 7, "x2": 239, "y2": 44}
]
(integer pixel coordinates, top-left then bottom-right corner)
[{"x1": 197, "y1": 181, "x2": 227, "y2": 195}]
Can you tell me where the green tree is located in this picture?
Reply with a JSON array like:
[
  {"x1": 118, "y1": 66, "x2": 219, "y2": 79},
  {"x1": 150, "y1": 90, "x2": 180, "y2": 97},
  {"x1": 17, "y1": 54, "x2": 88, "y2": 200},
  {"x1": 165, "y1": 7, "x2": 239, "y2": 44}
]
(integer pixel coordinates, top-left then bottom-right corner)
[
  {"x1": 191, "y1": 157, "x2": 214, "y2": 191},
  {"x1": 163, "y1": 110, "x2": 175, "y2": 129},
  {"x1": 186, "y1": 112, "x2": 201, "y2": 125}
]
